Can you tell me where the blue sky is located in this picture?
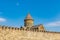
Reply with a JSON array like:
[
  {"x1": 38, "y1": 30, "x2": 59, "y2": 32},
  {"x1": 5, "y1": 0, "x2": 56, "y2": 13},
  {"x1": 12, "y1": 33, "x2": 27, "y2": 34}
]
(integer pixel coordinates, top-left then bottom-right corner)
[{"x1": 0, "y1": 0, "x2": 60, "y2": 32}]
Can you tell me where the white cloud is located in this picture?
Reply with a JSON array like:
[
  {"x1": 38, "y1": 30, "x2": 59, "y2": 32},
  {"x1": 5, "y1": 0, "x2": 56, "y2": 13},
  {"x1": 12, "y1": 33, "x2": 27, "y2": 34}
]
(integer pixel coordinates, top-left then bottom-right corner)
[
  {"x1": 45, "y1": 21, "x2": 60, "y2": 27},
  {"x1": 0, "y1": 18, "x2": 6, "y2": 22}
]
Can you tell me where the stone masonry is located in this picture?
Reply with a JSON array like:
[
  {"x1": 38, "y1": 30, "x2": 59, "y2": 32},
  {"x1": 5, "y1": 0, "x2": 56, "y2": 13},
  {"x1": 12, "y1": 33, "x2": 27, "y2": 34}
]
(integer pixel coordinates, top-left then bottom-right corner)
[
  {"x1": 0, "y1": 27, "x2": 60, "y2": 40},
  {"x1": 0, "y1": 13, "x2": 60, "y2": 40}
]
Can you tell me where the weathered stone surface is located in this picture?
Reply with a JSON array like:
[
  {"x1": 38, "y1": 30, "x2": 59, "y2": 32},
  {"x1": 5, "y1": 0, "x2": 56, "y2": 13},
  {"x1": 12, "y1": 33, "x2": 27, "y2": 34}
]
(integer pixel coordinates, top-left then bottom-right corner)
[{"x1": 0, "y1": 28, "x2": 60, "y2": 40}]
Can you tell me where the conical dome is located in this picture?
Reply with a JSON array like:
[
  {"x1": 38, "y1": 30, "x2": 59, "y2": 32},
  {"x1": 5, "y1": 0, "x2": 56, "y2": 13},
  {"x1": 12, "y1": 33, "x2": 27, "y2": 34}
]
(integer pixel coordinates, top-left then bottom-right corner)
[
  {"x1": 24, "y1": 12, "x2": 34, "y2": 28},
  {"x1": 25, "y1": 13, "x2": 32, "y2": 19}
]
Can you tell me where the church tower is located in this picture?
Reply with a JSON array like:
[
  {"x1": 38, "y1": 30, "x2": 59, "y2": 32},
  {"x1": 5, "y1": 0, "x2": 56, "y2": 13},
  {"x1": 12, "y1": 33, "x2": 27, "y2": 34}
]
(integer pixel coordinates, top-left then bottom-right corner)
[{"x1": 24, "y1": 13, "x2": 34, "y2": 28}]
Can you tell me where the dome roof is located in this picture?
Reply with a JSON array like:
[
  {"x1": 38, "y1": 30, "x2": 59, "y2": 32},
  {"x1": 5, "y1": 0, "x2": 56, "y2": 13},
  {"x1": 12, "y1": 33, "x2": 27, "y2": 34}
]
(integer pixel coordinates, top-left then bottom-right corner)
[{"x1": 25, "y1": 13, "x2": 32, "y2": 19}]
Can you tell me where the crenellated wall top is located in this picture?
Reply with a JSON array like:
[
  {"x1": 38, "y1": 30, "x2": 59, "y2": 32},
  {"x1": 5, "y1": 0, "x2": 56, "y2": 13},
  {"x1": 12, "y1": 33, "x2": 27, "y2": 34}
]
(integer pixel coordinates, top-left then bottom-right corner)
[{"x1": 0, "y1": 25, "x2": 60, "y2": 34}]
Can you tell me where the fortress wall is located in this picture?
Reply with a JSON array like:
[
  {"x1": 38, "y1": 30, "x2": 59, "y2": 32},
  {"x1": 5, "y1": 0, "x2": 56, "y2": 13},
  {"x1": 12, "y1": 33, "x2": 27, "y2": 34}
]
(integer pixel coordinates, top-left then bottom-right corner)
[{"x1": 0, "y1": 26, "x2": 60, "y2": 40}]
